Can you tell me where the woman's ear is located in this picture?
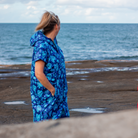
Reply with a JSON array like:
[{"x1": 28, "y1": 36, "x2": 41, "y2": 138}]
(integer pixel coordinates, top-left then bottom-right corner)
[
  {"x1": 54, "y1": 24, "x2": 60, "y2": 34},
  {"x1": 55, "y1": 24, "x2": 58, "y2": 30}
]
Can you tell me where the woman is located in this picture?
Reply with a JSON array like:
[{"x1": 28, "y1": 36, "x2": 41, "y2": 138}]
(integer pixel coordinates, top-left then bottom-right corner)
[{"x1": 30, "y1": 11, "x2": 70, "y2": 122}]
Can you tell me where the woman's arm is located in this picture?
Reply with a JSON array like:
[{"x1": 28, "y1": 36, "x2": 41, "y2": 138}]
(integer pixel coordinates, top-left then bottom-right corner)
[{"x1": 35, "y1": 60, "x2": 55, "y2": 96}]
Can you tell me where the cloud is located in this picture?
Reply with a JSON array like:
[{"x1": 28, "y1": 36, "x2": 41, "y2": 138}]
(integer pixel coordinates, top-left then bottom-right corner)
[
  {"x1": 1, "y1": 0, "x2": 138, "y2": 11},
  {"x1": 49, "y1": 0, "x2": 138, "y2": 23},
  {"x1": 3, "y1": 4, "x2": 10, "y2": 9},
  {"x1": 0, "y1": 4, "x2": 10, "y2": 9},
  {"x1": 0, "y1": 0, "x2": 41, "y2": 4},
  {"x1": 3, "y1": 5, "x2": 10, "y2": 9},
  {"x1": 26, "y1": 1, "x2": 39, "y2": 6},
  {"x1": 24, "y1": 1, "x2": 41, "y2": 18},
  {"x1": 0, "y1": 0, "x2": 137, "y2": 23},
  {"x1": 85, "y1": 8, "x2": 93, "y2": 16},
  {"x1": 27, "y1": 6, "x2": 36, "y2": 10},
  {"x1": 56, "y1": 0, "x2": 138, "y2": 10},
  {"x1": 26, "y1": 1, "x2": 38, "y2": 10}
]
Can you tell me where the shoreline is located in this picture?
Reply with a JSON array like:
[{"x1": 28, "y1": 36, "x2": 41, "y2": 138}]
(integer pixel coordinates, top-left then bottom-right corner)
[
  {"x1": 1, "y1": 59, "x2": 138, "y2": 78},
  {"x1": 0, "y1": 59, "x2": 138, "y2": 125},
  {"x1": 0, "y1": 59, "x2": 138, "y2": 65}
]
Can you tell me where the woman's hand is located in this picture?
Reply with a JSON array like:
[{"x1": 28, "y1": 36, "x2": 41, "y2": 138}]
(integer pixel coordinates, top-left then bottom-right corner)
[
  {"x1": 35, "y1": 60, "x2": 56, "y2": 96},
  {"x1": 50, "y1": 87, "x2": 55, "y2": 96}
]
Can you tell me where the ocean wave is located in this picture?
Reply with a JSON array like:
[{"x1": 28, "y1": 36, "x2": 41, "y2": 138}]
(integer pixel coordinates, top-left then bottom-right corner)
[{"x1": 0, "y1": 23, "x2": 138, "y2": 65}]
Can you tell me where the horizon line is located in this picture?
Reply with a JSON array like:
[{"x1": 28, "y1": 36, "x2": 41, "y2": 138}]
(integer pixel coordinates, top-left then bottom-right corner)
[{"x1": 0, "y1": 22, "x2": 138, "y2": 24}]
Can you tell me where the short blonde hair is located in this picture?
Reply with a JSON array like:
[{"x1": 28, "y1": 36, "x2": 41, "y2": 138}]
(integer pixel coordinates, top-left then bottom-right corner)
[{"x1": 35, "y1": 11, "x2": 60, "y2": 34}]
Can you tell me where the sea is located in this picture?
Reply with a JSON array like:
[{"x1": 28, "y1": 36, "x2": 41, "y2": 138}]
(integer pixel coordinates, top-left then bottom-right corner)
[{"x1": 0, "y1": 23, "x2": 138, "y2": 65}]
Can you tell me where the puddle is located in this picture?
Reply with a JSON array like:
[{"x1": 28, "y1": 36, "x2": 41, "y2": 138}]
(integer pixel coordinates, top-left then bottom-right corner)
[
  {"x1": 66, "y1": 63, "x2": 82, "y2": 66},
  {"x1": 4, "y1": 101, "x2": 26, "y2": 105},
  {"x1": 79, "y1": 75, "x2": 88, "y2": 77},
  {"x1": 67, "y1": 81, "x2": 72, "y2": 83},
  {"x1": 70, "y1": 107, "x2": 105, "y2": 114},
  {"x1": 79, "y1": 78, "x2": 89, "y2": 81},
  {"x1": 97, "y1": 81, "x2": 103, "y2": 83},
  {"x1": 0, "y1": 69, "x2": 29, "y2": 73},
  {"x1": 0, "y1": 71, "x2": 30, "y2": 78},
  {"x1": 0, "y1": 78, "x2": 7, "y2": 80}
]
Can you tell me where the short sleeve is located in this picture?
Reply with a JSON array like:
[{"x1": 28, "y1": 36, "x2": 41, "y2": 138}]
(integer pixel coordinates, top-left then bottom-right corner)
[{"x1": 34, "y1": 44, "x2": 48, "y2": 63}]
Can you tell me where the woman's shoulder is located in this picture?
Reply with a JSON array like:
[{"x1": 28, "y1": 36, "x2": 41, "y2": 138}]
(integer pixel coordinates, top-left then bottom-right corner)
[
  {"x1": 31, "y1": 31, "x2": 51, "y2": 48},
  {"x1": 34, "y1": 40, "x2": 50, "y2": 51}
]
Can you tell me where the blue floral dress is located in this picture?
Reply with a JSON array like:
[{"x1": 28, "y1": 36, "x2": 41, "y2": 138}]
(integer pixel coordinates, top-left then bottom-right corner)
[{"x1": 30, "y1": 31, "x2": 70, "y2": 122}]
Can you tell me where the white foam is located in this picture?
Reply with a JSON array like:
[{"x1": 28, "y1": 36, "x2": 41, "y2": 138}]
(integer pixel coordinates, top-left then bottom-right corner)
[
  {"x1": 66, "y1": 66, "x2": 138, "y2": 76},
  {"x1": 66, "y1": 71, "x2": 90, "y2": 75}
]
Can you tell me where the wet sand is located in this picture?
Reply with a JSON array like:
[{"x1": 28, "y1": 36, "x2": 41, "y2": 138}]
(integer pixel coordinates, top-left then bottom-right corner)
[{"x1": 0, "y1": 60, "x2": 138, "y2": 125}]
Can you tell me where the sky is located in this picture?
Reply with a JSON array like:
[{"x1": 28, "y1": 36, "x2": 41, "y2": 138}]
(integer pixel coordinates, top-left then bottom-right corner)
[{"x1": 0, "y1": 0, "x2": 138, "y2": 23}]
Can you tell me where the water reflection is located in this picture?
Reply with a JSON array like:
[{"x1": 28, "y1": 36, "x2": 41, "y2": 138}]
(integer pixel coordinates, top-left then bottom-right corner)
[
  {"x1": 70, "y1": 107, "x2": 105, "y2": 113},
  {"x1": 4, "y1": 101, "x2": 26, "y2": 105}
]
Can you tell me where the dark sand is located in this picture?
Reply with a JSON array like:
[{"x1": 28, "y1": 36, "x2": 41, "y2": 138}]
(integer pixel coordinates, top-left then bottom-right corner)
[{"x1": 0, "y1": 60, "x2": 138, "y2": 125}]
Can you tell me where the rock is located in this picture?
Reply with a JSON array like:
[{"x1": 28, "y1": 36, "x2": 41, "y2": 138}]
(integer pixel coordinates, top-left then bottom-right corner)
[
  {"x1": 1, "y1": 61, "x2": 138, "y2": 124},
  {"x1": 0, "y1": 109, "x2": 138, "y2": 138}
]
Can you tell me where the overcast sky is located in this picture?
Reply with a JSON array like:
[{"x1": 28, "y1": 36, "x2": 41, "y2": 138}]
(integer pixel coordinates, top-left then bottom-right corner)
[{"x1": 0, "y1": 0, "x2": 138, "y2": 23}]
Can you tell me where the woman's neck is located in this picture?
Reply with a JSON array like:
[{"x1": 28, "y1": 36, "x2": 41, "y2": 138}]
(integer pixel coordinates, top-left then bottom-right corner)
[{"x1": 45, "y1": 32, "x2": 56, "y2": 41}]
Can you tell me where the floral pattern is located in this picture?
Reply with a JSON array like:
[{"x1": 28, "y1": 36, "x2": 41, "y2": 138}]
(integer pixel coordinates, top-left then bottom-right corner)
[{"x1": 30, "y1": 31, "x2": 70, "y2": 122}]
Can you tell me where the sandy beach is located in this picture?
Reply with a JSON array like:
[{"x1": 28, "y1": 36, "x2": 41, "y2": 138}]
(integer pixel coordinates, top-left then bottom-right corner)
[{"x1": 0, "y1": 60, "x2": 138, "y2": 125}]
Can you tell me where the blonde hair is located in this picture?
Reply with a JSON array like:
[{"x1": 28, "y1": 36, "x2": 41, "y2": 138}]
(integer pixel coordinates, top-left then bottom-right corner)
[{"x1": 35, "y1": 11, "x2": 60, "y2": 34}]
